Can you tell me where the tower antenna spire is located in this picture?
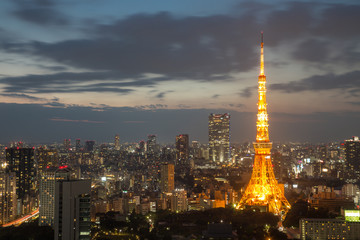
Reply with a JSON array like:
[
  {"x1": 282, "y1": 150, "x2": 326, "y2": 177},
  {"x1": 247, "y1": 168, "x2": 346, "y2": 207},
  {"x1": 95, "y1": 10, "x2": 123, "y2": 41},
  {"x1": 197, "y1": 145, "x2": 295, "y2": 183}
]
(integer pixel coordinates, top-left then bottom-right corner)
[{"x1": 260, "y1": 31, "x2": 264, "y2": 76}]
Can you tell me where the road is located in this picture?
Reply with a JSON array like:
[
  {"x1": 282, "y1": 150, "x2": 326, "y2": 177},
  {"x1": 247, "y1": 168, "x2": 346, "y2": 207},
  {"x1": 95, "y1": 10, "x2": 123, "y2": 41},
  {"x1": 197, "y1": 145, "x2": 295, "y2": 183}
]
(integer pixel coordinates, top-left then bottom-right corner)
[{"x1": 2, "y1": 209, "x2": 39, "y2": 227}]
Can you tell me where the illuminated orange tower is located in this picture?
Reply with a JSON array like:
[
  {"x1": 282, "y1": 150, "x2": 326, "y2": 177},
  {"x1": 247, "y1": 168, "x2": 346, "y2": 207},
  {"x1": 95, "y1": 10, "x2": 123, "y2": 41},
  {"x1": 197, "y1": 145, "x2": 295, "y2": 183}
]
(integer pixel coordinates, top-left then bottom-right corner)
[{"x1": 237, "y1": 33, "x2": 290, "y2": 217}]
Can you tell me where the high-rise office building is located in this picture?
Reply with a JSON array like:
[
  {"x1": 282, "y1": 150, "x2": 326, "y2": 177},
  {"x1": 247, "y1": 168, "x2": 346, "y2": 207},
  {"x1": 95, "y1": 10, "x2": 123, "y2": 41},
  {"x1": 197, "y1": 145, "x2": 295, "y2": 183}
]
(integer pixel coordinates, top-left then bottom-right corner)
[
  {"x1": 171, "y1": 189, "x2": 188, "y2": 212},
  {"x1": 6, "y1": 147, "x2": 36, "y2": 213},
  {"x1": 63, "y1": 139, "x2": 71, "y2": 150},
  {"x1": 208, "y1": 113, "x2": 230, "y2": 162},
  {"x1": 138, "y1": 140, "x2": 145, "y2": 154},
  {"x1": 0, "y1": 171, "x2": 17, "y2": 225},
  {"x1": 345, "y1": 136, "x2": 360, "y2": 179},
  {"x1": 175, "y1": 134, "x2": 189, "y2": 164},
  {"x1": 114, "y1": 134, "x2": 120, "y2": 150},
  {"x1": 36, "y1": 147, "x2": 58, "y2": 175},
  {"x1": 191, "y1": 141, "x2": 201, "y2": 159},
  {"x1": 147, "y1": 135, "x2": 157, "y2": 154},
  {"x1": 75, "y1": 139, "x2": 81, "y2": 151},
  {"x1": 39, "y1": 166, "x2": 71, "y2": 227},
  {"x1": 54, "y1": 179, "x2": 91, "y2": 240},
  {"x1": 160, "y1": 163, "x2": 175, "y2": 193},
  {"x1": 85, "y1": 140, "x2": 95, "y2": 152}
]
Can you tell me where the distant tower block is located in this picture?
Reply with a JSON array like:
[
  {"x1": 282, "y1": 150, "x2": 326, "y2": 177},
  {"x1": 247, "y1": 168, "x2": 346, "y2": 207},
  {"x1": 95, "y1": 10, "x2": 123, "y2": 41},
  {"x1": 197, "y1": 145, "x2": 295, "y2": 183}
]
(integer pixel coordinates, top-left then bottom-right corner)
[
  {"x1": 208, "y1": 113, "x2": 230, "y2": 163},
  {"x1": 175, "y1": 134, "x2": 189, "y2": 164},
  {"x1": 160, "y1": 163, "x2": 174, "y2": 193},
  {"x1": 75, "y1": 139, "x2": 81, "y2": 151},
  {"x1": 237, "y1": 33, "x2": 291, "y2": 218},
  {"x1": 115, "y1": 134, "x2": 120, "y2": 150}
]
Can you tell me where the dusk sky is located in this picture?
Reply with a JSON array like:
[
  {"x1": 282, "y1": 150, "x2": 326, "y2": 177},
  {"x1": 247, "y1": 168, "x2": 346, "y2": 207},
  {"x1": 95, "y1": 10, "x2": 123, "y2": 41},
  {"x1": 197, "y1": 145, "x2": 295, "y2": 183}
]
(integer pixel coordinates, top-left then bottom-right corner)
[{"x1": 0, "y1": 0, "x2": 359, "y2": 144}]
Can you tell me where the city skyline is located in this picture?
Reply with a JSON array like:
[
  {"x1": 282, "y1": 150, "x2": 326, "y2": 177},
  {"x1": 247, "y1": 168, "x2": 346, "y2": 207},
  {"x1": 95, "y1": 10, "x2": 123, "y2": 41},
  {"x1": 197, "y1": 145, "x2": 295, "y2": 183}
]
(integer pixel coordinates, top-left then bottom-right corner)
[{"x1": 0, "y1": 0, "x2": 359, "y2": 143}]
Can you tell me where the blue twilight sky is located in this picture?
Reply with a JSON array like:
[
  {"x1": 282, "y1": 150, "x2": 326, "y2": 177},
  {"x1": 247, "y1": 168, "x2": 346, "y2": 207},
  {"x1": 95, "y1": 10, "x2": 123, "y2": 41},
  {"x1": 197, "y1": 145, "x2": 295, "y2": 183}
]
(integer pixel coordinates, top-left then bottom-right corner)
[{"x1": 0, "y1": 0, "x2": 359, "y2": 144}]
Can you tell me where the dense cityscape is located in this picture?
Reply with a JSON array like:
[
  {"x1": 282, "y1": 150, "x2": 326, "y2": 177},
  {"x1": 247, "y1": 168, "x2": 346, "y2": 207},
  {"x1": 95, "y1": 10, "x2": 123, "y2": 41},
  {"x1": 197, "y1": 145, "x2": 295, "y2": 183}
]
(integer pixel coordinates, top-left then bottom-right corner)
[
  {"x1": 1, "y1": 38, "x2": 360, "y2": 238},
  {"x1": 0, "y1": 126, "x2": 360, "y2": 239},
  {"x1": 0, "y1": 1, "x2": 360, "y2": 240}
]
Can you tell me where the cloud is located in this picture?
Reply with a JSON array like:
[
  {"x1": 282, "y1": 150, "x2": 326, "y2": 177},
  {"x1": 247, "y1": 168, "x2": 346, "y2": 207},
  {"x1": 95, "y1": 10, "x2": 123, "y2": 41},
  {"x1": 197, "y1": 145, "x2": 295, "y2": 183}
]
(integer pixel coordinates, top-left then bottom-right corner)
[
  {"x1": 261, "y1": 2, "x2": 360, "y2": 64},
  {"x1": 177, "y1": 104, "x2": 191, "y2": 109},
  {"x1": 347, "y1": 101, "x2": 360, "y2": 106},
  {"x1": 239, "y1": 86, "x2": 256, "y2": 98},
  {"x1": 228, "y1": 103, "x2": 244, "y2": 108},
  {"x1": 38, "y1": 65, "x2": 68, "y2": 71},
  {"x1": 155, "y1": 91, "x2": 174, "y2": 99},
  {"x1": 155, "y1": 92, "x2": 166, "y2": 99},
  {"x1": 13, "y1": 8, "x2": 69, "y2": 26},
  {"x1": 0, "y1": 71, "x2": 154, "y2": 94},
  {"x1": 270, "y1": 70, "x2": 360, "y2": 93},
  {"x1": 123, "y1": 121, "x2": 146, "y2": 124},
  {"x1": 314, "y1": 4, "x2": 360, "y2": 39},
  {"x1": 0, "y1": 93, "x2": 46, "y2": 101},
  {"x1": 0, "y1": 2, "x2": 359, "y2": 97},
  {"x1": 136, "y1": 104, "x2": 168, "y2": 110},
  {"x1": 13, "y1": 0, "x2": 54, "y2": 7},
  {"x1": 12, "y1": 0, "x2": 69, "y2": 26},
  {"x1": 50, "y1": 117, "x2": 105, "y2": 124},
  {"x1": 2, "y1": 12, "x2": 260, "y2": 78},
  {"x1": 262, "y1": 2, "x2": 315, "y2": 46},
  {"x1": 293, "y1": 39, "x2": 330, "y2": 62}
]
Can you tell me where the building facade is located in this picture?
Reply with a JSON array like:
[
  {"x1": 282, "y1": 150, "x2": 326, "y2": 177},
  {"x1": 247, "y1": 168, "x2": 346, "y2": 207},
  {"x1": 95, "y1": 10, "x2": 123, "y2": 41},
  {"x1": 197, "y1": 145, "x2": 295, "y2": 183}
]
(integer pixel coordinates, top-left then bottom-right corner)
[
  {"x1": 171, "y1": 189, "x2": 188, "y2": 212},
  {"x1": 75, "y1": 139, "x2": 81, "y2": 151},
  {"x1": 114, "y1": 134, "x2": 120, "y2": 150},
  {"x1": 208, "y1": 113, "x2": 230, "y2": 163},
  {"x1": 300, "y1": 218, "x2": 360, "y2": 240},
  {"x1": 147, "y1": 135, "x2": 157, "y2": 154},
  {"x1": 85, "y1": 141, "x2": 95, "y2": 152},
  {"x1": 0, "y1": 171, "x2": 17, "y2": 225},
  {"x1": 175, "y1": 134, "x2": 189, "y2": 164},
  {"x1": 63, "y1": 139, "x2": 71, "y2": 150},
  {"x1": 160, "y1": 163, "x2": 175, "y2": 193},
  {"x1": 39, "y1": 167, "x2": 71, "y2": 227},
  {"x1": 36, "y1": 147, "x2": 58, "y2": 175},
  {"x1": 345, "y1": 136, "x2": 360, "y2": 179},
  {"x1": 54, "y1": 179, "x2": 91, "y2": 240},
  {"x1": 6, "y1": 147, "x2": 36, "y2": 215}
]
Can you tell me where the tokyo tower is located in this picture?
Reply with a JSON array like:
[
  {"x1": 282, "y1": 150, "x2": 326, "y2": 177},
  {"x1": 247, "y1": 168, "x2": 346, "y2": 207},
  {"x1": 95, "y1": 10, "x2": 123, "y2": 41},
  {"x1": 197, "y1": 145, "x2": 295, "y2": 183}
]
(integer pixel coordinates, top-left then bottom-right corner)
[{"x1": 237, "y1": 33, "x2": 291, "y2": 217}]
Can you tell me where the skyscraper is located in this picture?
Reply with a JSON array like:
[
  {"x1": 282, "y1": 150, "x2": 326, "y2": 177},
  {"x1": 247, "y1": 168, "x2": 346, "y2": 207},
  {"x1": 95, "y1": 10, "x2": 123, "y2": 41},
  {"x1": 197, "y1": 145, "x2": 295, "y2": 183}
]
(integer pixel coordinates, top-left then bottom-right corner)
[
  {"x1": 160, "y1": 163, "x2": 175, "y2": 193},
  {"x1": 0, "y1": 171, "x2": 17, "y2": 225},
  {"x1": 85, "y1": 140, "x2": 95, "y2": 152},
  {"x1": 63, "y1": 139, "x2": 71, "y2": 150},
  {"x1": 36, "y1": 147, "x2": 58, "y2": 175},
  {"x1": 175, "y1": 134, "x2": 189, "y2": 164},
  {"x1": 138, "y1": 140, "x2": 145, "y2": 154},
  {"x1": 75, "y1": 139, "x2": 81, "y2": 151},
  {"x1": 208, "y1": 113, "x2": 230, "y2": 162},
  {"x1": 147, "y1": 135, "x2": 157, "y2": 154},
  {"x1": 237, "y1": 33, "x2": 290, "y2": 218},
  {"x1": 171, "y1": 189, "x2": 188, "y2": 212},
  {"x1": 114, "y1": 134, "x2": 120, "y2": 150},
  {"x1": 39, "y1": 166, "x2": 71, "y2": 227},
  {"x1": 344, "y1": 136, "x2": 360, "y2": 179},
  {"x1": 191, "y1": 141, "x2": 201, "y2": 159},
  {"x1": 54, "y1": 179, "x2": 91, "y2": 240},
  {"x1": 6, "y1": 147, "x2": 36, "y2": 215}
]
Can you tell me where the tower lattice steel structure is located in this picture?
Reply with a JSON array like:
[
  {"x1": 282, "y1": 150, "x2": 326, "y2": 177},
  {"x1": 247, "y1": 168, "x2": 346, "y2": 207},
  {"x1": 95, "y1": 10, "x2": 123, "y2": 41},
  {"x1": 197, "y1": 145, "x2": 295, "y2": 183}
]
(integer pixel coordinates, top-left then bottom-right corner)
[{"x1": 237, "y1": 33, "x2": 291, "y2": 217}]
